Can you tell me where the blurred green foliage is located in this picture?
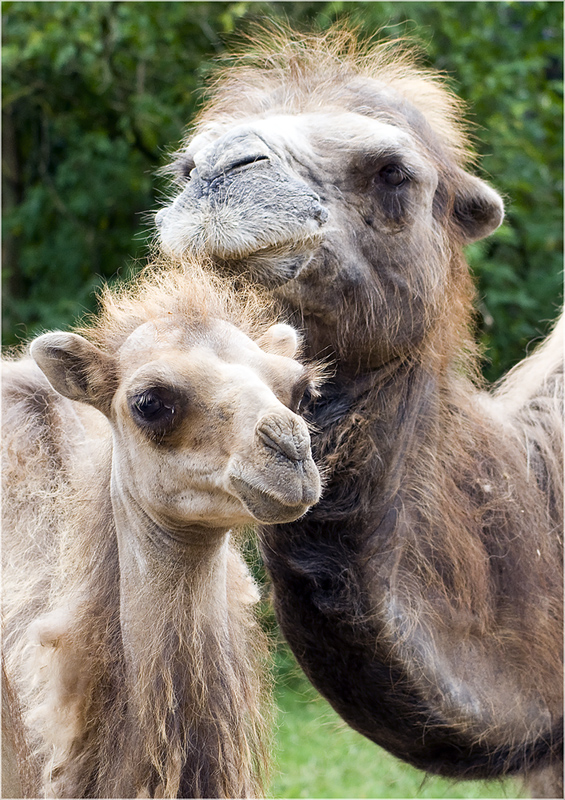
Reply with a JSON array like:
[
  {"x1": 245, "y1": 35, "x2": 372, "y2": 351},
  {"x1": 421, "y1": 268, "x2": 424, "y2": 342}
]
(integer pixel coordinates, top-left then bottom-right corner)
[{"x1": 2, "y1": 1, "x2": 562, "y2": 379}]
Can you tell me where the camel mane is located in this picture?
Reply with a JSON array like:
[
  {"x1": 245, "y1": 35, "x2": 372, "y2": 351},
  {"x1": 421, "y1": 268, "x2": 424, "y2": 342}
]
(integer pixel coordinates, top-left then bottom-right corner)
[{"x1": 189, "y1": 23, "x2": 474, "y2": 169}]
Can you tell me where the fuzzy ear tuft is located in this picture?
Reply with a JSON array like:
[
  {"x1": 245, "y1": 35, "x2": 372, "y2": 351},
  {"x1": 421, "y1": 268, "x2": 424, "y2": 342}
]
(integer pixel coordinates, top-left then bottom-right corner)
[
  {"x1": 452, "y1": 173, "x2": 504, "y2": 243},
  {"x1": 258, "y1": 323, "x2": 300, "y2": 358},
  {"x1": 30, "y1": 332, "x2": 118, "y2": 416}
]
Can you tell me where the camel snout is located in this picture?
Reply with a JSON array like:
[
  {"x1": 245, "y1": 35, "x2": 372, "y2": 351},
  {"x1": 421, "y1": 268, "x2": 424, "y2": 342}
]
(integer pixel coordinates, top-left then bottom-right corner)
[
  {"x1": 157, "y1": 127, "x2": 330, "y2": 262},
  {"x1": 206, "y1": 154, "x2": 271, "y2": 184},
  {"x1": 256, "y1": 413, "x2": 311, "y2": 463},
  {"x1": 226, "y1": 411, "x2": 321, "y2": 523}
]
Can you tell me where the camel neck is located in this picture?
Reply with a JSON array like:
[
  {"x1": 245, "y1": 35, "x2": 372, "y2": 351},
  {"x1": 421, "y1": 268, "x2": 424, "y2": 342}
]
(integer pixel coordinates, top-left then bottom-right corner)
[
  {"x1": 108, "y1": 468, "x2": 242, "y2": 797},
  {"x1": 111, "y1": 473, "x2": 230, "y2": 604},
  {"x1": 306, "y1": 354, "x2": 440, "y2": 517},
  {"x1": 109, "y1": 462, "x2": 233, "y2": 674},
  {"x1": 261, "y1": 342, "x2": 562, "y2": 773}
]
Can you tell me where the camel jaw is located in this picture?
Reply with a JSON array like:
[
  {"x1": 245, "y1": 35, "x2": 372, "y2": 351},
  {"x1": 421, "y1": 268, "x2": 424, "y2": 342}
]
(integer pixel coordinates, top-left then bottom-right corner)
[{"x1": 214, "y1": 241, "x2": 322, "y2": 289}]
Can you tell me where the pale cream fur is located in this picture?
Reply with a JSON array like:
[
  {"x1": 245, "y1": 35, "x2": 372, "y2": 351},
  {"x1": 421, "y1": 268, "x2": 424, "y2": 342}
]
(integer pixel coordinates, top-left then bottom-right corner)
[{"x1": 2, "y1": 261, "x2": 322, "y2": 798}]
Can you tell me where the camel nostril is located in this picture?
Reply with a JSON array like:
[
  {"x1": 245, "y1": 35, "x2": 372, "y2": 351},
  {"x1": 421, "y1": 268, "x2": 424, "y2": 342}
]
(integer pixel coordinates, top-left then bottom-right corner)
[
  {"x1": 257, "y1": 417, "x2": 311, "y2": 463},
  {"x1": 226, "y1": 154, "x2": 270, "y2": 173},
  {"x1": 206, "y1": 154, "x2": 271, "y2": 184}
]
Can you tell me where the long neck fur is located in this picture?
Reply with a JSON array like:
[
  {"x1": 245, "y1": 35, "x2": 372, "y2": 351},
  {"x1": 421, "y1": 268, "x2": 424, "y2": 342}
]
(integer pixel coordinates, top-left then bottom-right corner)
[
  {"x1": 261, "y1": 300, "x2": 563, "y2": 777},
  {"x1": 14, "y1": 416, "x2": 269, "y2": 798},
  {"x1": 109, "y1": 472, "x2": 269, "y2": 798}
]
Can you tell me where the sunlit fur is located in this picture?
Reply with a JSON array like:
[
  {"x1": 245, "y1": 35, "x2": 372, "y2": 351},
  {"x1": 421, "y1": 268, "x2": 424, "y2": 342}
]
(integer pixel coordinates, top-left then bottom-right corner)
[
  {"x1": 158, "y1": 24, "x2": 563, "y2": 795},
  {"x1": 186, "y1": 25, "x2": 473, "y2": 166},
  {"x1": 2, "y1": 259, "x2": 322, "y2": 798}
]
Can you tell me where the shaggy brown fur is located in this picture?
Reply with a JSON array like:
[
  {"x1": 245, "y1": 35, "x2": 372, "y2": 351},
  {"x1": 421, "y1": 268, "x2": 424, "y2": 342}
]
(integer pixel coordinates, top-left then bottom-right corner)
[
  {"x1": 156, "y1": 25, "x2": 563, "y2": 795},
  {"x1": 2, "y1": 260, "x2": 321, "y2": 798}
]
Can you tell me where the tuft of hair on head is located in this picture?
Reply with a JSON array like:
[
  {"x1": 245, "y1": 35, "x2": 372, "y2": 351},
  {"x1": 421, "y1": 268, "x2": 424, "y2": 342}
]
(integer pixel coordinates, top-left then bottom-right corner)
[
  {"x1": 74, "y1": 253, "x2": 282, "y2": 356},
  {"x1": 193, "y1": 19, "x2": 476, "y2": 169}
]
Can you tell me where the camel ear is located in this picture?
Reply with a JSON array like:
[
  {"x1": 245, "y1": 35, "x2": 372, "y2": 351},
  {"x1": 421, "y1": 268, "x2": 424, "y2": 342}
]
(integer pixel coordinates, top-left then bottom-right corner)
[
  {"x1": 30, "y1": 332, "x2": 118, "y2": 416},
  {"x1": 452, "y1": 173, "x2": 504, "y2": 243},
  {"x1": 258, "y1": 323, "x2": 300, "y2": 358}
]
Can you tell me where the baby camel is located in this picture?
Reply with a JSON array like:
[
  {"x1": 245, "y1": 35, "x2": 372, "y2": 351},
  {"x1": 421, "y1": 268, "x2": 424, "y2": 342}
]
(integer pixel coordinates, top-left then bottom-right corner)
[{"x1": 2, "y1": 262, "x2": 321, "y2": 799}]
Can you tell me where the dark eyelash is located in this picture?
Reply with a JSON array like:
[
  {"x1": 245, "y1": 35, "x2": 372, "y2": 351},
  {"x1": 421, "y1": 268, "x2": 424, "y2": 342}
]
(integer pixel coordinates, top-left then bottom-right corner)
[
  {"x1": 175, "y1": 156, "x2": 196, "y2": 182},
  {"x1": 129, "y1": 387, "x2": 179, "y2": 440},
  {"x1": 290, "y1": 376, "x2": 316, "y2": 413}
]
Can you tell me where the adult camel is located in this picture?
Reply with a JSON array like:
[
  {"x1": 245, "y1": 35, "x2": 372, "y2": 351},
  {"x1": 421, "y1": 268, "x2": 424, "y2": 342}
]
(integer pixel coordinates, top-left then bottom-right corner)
[{"x1": 156, "y1": 27, "x2": 563, "y2": 795}]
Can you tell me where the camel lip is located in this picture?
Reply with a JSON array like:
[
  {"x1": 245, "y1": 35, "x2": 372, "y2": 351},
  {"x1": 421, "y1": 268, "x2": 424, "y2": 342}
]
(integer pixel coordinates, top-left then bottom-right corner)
[
  {"x1": 157, "y1": 189, "x2": 328, "y2": 274},
  {"x1": 228, "y1": 475, "x2": 314, "y2": 524},
  {"x1": 215, "y1": 240, "x2": 322, "y2": 288}
]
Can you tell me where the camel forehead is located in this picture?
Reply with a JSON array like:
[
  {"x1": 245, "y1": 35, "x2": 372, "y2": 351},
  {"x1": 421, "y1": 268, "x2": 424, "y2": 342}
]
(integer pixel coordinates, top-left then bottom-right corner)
[
  {"x1": 304, "y1": 113, "x2": 430, "y2": 171},
  {"x1": 116, "y1": 318, "x2": 250, "y2": 361},
  {"x1": 188, "y1": 112, "x2": 422, "y2": 164},
  {"x1": 117, "y1": 320, "x2": 187, "y2": 369},
  {"x1": 187, "y1": 320, "x2": 305, "y2": 386},
  {"x1": 116, "y1": 319, "x2": 301, "y2": 385}
]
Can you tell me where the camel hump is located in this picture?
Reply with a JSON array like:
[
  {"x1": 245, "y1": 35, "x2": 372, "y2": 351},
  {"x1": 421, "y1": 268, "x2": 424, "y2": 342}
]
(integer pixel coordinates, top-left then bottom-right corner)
[
  {"x1": 494, "y1": 312, "x2": 563, "y2": 413},
  {"x1": 2, "y1": 357, "x2": 68, "y2": 478},
  {"x1": 2, "y1": 355, "x2": 94, "y2": 481},
  {"x1": 2, "y1": 356, "x2": 62, "y2": 419}
]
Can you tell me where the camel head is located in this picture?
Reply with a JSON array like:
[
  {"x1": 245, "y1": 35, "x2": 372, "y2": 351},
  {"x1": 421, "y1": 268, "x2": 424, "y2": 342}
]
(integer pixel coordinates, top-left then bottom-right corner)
[
  {"x1": 156, "y1": 29, "x2": 504, "y2": 369},
  {"x1": 30, "y1": 318, "x2": 322, "y2": 531}
]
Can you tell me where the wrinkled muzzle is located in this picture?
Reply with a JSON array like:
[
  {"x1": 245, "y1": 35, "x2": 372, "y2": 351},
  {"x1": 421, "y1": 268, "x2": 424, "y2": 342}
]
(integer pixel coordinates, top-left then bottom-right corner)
[
  {"x1": 228, "y1": 410, "x2": 321, "y2": 524},
  {"x1": 157, "y1": 133, "x2": 328, "y2": 284}
]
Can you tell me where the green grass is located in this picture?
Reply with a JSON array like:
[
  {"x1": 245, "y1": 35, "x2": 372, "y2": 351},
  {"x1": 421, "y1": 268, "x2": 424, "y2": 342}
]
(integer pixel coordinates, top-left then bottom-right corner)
[{"x1": 269, "y1": 652, "x2": 526, "y2": 799}]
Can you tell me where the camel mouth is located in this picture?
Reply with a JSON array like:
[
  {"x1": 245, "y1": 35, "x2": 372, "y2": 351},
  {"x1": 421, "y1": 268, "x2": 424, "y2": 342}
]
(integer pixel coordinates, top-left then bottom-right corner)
[
  {"x1": 157, "y1": 159, "x2": 329, "y2": 276},
  {"x1": 158, "y1": 216, "x2": 324, "y2": 287},
  {"x1": 228, "y1": 475, "x2": 316, "y2": 524}
]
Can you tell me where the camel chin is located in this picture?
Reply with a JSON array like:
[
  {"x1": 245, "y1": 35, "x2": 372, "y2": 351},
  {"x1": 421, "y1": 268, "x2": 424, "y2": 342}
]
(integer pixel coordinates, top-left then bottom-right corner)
[
  {"x1": 217, "y1": 242, "x2": 321, "y2": 289},
  {"x1": 229, "y1": 474, "x2": 318, "y2": 524}
]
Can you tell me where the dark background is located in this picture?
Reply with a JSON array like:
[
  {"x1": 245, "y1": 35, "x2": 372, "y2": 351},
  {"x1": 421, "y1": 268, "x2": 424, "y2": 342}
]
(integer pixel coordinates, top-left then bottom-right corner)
[{"x1": 2, "y1": 1, "x2": 563, "y2": 380}]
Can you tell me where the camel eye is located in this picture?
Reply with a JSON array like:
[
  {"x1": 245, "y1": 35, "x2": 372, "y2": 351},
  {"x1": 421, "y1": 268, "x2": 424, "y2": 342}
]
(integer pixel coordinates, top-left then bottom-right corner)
[
  {"x1": 133, "y1": 392, "x2": 166, "y2": 419},
  {"x1": 129, "y1": 388, "x2": 177, "y2": 434},
  {"x1": 379, "y1": 164, "x2": 408, "y2": 187}
]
